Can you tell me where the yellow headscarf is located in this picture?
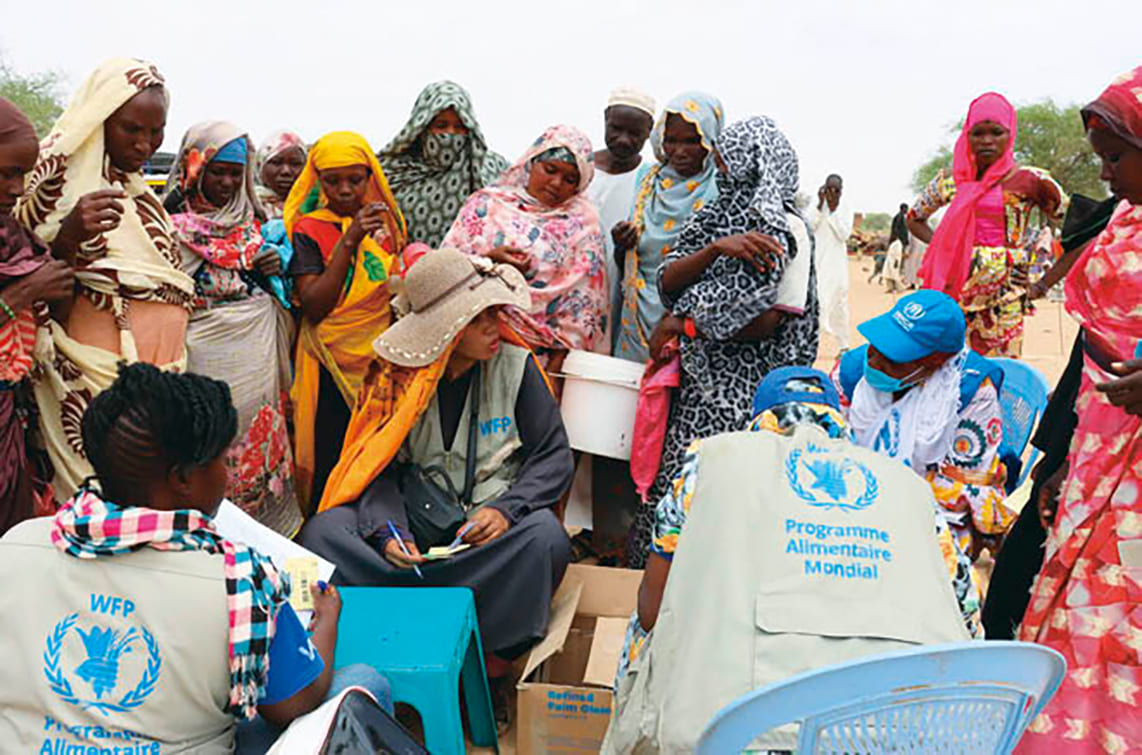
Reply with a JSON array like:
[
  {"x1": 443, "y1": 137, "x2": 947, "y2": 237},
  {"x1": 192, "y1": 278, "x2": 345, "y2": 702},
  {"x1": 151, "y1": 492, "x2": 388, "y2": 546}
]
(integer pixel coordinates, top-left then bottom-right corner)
[
  {"x1": 284, "y1": 131, "x2": 406, "y2": 241},
  {"x1": 286, "y1": 131, "x2": 407, "y2": 510}
]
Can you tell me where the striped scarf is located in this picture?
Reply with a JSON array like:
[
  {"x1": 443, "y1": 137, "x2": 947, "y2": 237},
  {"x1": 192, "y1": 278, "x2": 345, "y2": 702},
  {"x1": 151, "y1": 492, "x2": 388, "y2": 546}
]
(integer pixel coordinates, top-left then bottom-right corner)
[{"x1": 51, "y1": 488, "x2": 289, "y2": 720}]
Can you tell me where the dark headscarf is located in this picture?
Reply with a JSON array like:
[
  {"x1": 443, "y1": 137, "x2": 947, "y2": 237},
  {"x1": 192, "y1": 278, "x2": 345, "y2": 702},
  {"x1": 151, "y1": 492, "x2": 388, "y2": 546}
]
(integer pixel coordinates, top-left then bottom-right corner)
[
  {"x1": 0, "y1": 97, "x2": 48, "y2": 280},
  {"x1": 890, "y1": 208, "x2": 910, "y2": 246},
  {"x1": 0, "y1": 97, "x2": 36, "y2": 149}
]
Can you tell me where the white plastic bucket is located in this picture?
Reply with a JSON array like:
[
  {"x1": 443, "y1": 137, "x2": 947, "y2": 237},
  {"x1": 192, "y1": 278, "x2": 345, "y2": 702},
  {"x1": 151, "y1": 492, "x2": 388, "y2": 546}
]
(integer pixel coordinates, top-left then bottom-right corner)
[{"x1": 558, "y1": 350, "x2": 645, "y2": 460}]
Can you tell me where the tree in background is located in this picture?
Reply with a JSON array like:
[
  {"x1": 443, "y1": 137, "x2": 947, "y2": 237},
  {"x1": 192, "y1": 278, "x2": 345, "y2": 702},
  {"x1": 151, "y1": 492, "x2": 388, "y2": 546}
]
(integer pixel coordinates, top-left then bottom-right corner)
[
  {"x1": 911, "y1": 99, "x2": 1107, "y2": 200},
  {"x1": 858, "y1": 212, "x2": 891, "y2": 232},
  {"x1": 0, "y1": 54, "x2": 64, "y2": 138}
]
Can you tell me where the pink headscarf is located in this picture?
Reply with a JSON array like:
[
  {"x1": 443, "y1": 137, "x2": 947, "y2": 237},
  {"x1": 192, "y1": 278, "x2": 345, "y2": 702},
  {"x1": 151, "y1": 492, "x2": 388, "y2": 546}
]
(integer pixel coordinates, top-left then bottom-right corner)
[{"x1": 919, "y1": 92, "x2": 1017, "y2": 297}]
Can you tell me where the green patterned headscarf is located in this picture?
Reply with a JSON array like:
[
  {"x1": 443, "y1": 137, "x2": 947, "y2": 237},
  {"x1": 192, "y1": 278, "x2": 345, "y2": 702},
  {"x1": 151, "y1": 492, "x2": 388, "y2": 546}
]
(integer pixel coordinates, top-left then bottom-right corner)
[{"x1": 379, "y1": 81, "x2": 509, "y2": 247}]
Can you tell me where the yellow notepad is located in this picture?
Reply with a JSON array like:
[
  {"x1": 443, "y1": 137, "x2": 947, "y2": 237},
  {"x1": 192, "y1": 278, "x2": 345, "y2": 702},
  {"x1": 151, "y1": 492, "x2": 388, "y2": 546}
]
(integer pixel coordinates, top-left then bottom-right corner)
[
  {"x1": 285, "y1": 557, "x2": 320, "y2": 612},
  {"x1": 423, "y1": 544, "x2": 472, "y2": 561}
]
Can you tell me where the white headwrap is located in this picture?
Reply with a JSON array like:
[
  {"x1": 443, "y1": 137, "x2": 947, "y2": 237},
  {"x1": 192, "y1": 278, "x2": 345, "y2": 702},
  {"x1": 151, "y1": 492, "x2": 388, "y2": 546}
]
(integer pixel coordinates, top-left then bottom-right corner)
[
  {"x1": 848, "y1": 348, "x2": 969, "y2": 472},
  {"x1": 607, "y1": 86, "x2": 656, "y2": 118}
]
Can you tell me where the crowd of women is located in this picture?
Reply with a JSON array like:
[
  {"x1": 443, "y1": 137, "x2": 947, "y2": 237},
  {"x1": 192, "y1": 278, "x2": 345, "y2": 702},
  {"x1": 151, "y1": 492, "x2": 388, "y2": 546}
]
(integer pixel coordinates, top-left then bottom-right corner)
[{"x1": 0, "y1": 54, "x2": 1140, "y2": 751}]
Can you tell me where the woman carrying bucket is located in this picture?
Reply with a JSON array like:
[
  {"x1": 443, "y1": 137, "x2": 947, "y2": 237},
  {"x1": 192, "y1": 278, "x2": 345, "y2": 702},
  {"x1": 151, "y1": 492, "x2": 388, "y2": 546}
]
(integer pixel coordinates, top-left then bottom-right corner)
[{"x1": 300, "y1": 247, "x2": 574, "y2": 729}]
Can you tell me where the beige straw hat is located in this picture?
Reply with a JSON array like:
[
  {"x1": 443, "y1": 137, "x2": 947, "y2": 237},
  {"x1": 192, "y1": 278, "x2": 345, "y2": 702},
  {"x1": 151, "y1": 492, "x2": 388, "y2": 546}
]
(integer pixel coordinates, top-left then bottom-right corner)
[{"x1": 374, "y1": 248, "x2": 531, "y2": 368}]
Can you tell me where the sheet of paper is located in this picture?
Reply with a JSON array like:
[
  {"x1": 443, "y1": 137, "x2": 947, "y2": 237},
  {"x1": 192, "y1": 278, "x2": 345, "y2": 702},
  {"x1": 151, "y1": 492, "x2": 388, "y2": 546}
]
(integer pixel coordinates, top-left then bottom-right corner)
[
  {"x1": 423, "y1": 543, "x2": 471, "y2": 561},
  {"x1": 213, "y1": 500, "x2": 336, "y2": 624}
]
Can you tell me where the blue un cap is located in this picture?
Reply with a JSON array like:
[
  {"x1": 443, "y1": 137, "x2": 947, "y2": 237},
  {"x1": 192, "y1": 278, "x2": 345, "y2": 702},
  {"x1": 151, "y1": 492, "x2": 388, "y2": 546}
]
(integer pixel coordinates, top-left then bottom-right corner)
[
  {"x1": 753, "y1": 366, "x2": 840, "y2": 416},
  {"x1": 857, "y1": 289, "x2": 966, "y2": 364}
]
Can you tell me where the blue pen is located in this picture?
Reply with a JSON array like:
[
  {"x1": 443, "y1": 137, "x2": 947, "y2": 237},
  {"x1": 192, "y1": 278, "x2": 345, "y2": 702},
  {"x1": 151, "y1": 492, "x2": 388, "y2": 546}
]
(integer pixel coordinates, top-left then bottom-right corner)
[
  {"x1": 386, "y1": 520, "x2": 424, "y2": 580},
  {"x1": 447, "y1": 523, "x2": 474, "y2": 551}
]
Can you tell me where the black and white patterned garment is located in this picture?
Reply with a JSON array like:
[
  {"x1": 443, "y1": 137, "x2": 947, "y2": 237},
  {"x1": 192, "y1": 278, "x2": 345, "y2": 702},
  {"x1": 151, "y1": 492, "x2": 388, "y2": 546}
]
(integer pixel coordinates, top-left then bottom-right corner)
[{"x1": 626, "y1": 117, "x2": 820, "y2": 567}]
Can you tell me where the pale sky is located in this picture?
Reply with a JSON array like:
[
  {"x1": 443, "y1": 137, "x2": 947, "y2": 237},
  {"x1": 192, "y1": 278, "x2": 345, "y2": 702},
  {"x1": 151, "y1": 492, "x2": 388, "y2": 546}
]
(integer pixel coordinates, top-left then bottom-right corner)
[{"x1": 3, "y1": 0, "x2": 1139, "y2": 214}]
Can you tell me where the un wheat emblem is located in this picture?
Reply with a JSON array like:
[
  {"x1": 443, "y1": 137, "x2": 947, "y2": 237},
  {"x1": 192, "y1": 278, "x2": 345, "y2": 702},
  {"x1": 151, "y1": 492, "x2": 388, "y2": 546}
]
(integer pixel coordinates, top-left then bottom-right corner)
[
  {"x1": 44, "y1": 613, "x2": 162, "y2": 715},
  {"x1": 786, "y1": 444, "x2": 879, "y2": 512}
]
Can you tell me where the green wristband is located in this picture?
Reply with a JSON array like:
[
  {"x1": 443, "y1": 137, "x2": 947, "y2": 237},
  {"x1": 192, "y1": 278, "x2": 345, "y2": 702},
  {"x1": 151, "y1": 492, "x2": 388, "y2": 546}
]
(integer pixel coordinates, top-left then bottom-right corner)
[{"x1": 0, "y1": 295, "x2": 15, "y2": 322}]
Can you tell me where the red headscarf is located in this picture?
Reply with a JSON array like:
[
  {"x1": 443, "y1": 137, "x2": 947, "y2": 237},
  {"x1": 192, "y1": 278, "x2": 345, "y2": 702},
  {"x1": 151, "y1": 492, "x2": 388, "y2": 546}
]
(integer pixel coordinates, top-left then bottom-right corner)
[
  {"x1": 1082, "y1": 65, "x2": 1142, "y2": 150},
  {"x1": 919, "y1": 92, "x2": 1017, "y2": 297}
]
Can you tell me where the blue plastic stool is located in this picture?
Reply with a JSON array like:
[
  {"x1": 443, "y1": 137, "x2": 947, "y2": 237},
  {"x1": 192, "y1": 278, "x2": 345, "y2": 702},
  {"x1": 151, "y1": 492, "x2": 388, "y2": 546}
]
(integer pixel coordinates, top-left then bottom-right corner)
[{"x1": 334, "y1": 587, "x2": 499, "y2": 754}]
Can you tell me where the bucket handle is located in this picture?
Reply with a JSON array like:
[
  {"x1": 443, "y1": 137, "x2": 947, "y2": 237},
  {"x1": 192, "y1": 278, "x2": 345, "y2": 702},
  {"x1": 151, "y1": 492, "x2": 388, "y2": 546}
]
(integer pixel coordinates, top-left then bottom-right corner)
[{"x1": 549, "y1": 372, "x2": 641, "y2": 390}]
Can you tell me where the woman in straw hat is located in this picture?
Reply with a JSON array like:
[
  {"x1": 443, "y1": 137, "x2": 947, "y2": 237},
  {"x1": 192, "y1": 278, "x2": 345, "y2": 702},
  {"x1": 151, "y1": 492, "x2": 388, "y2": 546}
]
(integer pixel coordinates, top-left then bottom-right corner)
[{"x1": 301, "y1": 247, "x2": 573, "y2": 721}]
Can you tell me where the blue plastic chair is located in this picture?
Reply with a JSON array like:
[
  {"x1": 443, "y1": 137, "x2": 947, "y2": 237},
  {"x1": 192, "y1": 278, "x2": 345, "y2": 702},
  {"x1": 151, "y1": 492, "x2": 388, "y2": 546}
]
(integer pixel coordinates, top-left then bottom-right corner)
[
  {"x1": 992, "y1": 357, "x2": 1051, "y2": 489},
  {"x1": 694, "y1": 641, "x2": 1065, "y2": 754},
  {"x1": 334, "y1": 587, "x2": 498, "y2": 755}
]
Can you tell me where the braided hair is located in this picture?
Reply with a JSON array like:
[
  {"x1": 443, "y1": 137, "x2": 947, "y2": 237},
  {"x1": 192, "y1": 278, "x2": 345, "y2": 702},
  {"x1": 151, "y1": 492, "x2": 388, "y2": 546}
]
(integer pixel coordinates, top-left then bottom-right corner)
[{"x1": 81, "y1": 363, "x2": 238, "y2": 505}]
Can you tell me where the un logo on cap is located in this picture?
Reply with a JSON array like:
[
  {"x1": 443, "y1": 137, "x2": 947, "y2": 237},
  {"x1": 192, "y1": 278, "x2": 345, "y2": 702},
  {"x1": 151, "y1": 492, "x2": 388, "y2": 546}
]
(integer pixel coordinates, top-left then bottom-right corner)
[{"x1": 902, "y1": 302, "x2": 925, "y2": 320}]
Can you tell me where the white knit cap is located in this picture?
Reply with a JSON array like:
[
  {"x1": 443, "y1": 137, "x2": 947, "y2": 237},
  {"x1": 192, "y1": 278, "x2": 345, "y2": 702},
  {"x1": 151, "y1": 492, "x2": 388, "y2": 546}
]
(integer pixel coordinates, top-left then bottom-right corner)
[{"x1": 607, "y1": 86, "x2": 656, "y2": 118}]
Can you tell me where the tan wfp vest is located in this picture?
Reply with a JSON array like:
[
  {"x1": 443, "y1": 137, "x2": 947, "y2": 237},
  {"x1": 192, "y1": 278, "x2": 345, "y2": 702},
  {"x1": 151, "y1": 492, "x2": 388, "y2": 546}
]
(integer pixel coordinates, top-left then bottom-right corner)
[
  {"x1": 405, "y1": 344, "x2": 528, "y2": 508},
  {"x1": 0, "y1": 518, "x2": 235, "y2": 754},
  {"x1": 604, "y1": 426, "x2": 970, "y2": 754}
]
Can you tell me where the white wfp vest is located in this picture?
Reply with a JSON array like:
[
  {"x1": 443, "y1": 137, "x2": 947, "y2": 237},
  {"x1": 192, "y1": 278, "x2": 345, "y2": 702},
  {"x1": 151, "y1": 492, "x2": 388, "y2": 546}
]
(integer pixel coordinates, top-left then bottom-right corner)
[
  {"x1": 405, "y1": 344, "x2": 529, "y2": 508},
  {"x1": 604, "y1": 427, "x2": 970, "y2": 754},
  {"x1": 0, "y1": 518, "x2": 235, "y2": 754}
]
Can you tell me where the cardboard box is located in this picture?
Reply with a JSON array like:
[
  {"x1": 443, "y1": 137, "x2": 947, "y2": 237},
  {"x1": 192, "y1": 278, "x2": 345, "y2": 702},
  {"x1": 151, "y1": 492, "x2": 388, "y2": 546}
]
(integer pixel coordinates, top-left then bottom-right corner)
[{"x1": 516, "y1": 564, "x2": 642, "y2": 754}]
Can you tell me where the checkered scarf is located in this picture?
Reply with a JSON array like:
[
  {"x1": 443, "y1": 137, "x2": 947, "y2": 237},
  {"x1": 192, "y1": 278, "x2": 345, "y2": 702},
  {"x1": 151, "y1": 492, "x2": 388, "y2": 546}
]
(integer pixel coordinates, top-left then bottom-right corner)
[{"x1": 51, "y1": 488, "x2": 289, "y2": 720}]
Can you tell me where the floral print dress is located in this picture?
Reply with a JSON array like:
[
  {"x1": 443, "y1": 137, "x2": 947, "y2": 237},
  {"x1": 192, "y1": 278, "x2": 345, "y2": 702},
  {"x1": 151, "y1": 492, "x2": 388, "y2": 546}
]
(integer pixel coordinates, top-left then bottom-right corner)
[
  {"x1": 909, "y1": 167, "x2": 1066, "y2": 356},
  {"x1": 1017, "y1": 201, "x2": 1142, "y2": 753},
  {"x1": 168, "y1": 122, "x2": 301, "y2": 536}
]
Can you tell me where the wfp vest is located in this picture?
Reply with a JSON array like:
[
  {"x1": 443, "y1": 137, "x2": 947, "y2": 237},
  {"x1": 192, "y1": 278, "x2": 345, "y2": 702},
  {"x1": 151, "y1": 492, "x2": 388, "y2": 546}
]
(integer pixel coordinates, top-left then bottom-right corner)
[
  {"x1": 604, "y1": 426, "x2": 970, "y2": 754},
  {"x1": 0, "y1": 518, "x2": 234, "y2": 754},
  {"x1": 405, "y1": 344, "x2": 528, "y2": 508}
]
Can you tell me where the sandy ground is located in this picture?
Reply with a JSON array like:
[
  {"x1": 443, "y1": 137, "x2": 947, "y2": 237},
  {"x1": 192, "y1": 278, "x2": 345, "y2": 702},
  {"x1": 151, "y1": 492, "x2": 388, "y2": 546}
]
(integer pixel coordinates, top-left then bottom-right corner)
[{"x1": 468, "y1": 257, "x2": 1078, "y2": 753}]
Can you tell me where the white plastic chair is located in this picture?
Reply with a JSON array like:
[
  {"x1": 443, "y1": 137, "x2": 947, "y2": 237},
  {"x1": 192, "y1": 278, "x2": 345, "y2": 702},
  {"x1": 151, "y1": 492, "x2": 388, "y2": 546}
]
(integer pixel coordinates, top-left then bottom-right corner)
[{"x1": 695, "y1": 641, "x2": 1065, "y2": 754}]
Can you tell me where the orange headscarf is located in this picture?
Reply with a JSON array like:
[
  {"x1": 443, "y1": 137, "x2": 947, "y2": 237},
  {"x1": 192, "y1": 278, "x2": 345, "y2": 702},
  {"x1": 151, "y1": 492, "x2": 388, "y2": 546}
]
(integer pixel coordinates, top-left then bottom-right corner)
[
  {"x1": 319, "y1": 324, "x2": 549, "y2": 512},
  {"x1": 286, "y1": 132, "x2": 407, "y2": 507}
]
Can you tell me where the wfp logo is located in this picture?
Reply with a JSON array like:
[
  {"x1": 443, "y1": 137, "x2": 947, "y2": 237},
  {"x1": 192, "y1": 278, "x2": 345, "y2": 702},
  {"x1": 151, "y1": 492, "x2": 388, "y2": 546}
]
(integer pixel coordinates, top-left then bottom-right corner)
[
  {"x1": 479, "y1": 416, "x2": 513, "y2": 436},
  {"x1": 43, "y1": 613, "x2": 161, "y2": 715},
  {"x1": 785, "y1": 442, "x2": 879, "y2": 512}
]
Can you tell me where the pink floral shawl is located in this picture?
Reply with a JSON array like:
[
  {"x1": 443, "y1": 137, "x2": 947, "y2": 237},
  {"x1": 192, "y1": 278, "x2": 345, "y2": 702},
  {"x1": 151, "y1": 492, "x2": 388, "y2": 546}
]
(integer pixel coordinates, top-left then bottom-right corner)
[{"x1": 441, "y1": 125, "x2": 607, "y2": 353}]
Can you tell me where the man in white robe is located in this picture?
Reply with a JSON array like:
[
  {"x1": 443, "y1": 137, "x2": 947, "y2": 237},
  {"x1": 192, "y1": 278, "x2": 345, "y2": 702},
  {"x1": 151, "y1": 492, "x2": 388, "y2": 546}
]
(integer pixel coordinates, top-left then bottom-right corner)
[
  {"x1": 810, "y1": 174, "x2": 854, "y2": 351},
  {"x1": 588, "y1": 86, "x2": 654, "y2": 351}
]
